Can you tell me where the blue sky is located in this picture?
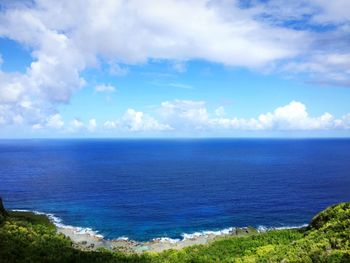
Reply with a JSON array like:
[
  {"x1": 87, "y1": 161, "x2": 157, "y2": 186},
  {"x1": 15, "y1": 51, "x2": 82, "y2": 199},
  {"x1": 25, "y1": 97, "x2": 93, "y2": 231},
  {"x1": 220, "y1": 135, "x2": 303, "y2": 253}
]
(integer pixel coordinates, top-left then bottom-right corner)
[{"x1": 0, "y1": 0, "x2": 350, "y2": 137}]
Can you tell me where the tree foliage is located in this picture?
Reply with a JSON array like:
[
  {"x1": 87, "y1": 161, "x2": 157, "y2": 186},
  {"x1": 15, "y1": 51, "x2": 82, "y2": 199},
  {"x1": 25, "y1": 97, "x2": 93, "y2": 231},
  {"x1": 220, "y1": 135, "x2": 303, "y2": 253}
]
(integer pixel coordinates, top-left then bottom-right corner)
[{"x1": 1, "y1": 202, "x2": 350, "y2": 262}]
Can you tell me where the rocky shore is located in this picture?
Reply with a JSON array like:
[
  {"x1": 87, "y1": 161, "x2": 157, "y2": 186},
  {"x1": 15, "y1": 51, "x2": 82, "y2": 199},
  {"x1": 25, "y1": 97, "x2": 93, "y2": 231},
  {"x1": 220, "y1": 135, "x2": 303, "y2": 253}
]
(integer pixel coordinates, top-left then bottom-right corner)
[
  {"x1": 5, "y1": 204, "x2": 257, "y2": 254},
  {"x1": 57, "y1": 225, "x2": 257, "y2": 253}
]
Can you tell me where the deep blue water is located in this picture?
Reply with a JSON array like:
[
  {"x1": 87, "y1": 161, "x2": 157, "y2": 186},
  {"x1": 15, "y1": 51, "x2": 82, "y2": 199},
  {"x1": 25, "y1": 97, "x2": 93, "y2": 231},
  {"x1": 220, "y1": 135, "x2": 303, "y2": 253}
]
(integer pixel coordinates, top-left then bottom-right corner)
[{"x1": 1, "y1": 139, "x2": 350, "y2": 241}]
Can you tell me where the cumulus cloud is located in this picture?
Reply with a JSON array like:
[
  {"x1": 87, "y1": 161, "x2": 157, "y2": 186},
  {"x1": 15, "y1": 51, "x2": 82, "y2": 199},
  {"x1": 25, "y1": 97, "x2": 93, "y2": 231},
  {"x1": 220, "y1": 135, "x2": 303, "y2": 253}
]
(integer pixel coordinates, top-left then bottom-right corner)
[
  {"x1": 0, "y1": 0, "x2": 307, "y2": 128},
  {"x1": 157, "y1": 100, "x2": 350, "y2": 132},
  {"x1": 71, "y1": 119, "x2": 84, "y2": 129},
  {"x1": 102, "y1": 109, "x2": 171, "y2": 132},
  {"x1": 103, "y1": 120, "x2": 118, "y2": 130},
  {"x1": 120, "y1": 109, "x2": 171, "y2": 132},
  {"x1": 255, "y1": 101, "x2": 335, "y2": 130},
  {"x1": 31, "y1": 115, "x2": 100, "y2": 134},
  {"x1": 88, "y1": 118, "x2": 97, "y2": 132},
  {"x1": 23, "y1": 100, "x2": 350, "y2": 135},
  {"x1": 159, "y1": 100, "x2": 209, "y2": 130},
  {"x1": 46, "y1": 114, "x2": 65, "y2": 129},
  {"x1": 0, "y1": 0, "x2": 349, "y2": 131}
]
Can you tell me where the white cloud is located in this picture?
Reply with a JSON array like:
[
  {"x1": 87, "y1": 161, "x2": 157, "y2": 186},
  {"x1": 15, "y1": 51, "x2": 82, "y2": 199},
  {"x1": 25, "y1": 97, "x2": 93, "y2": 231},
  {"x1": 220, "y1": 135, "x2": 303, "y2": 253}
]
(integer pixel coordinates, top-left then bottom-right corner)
[
  {"x1": 46, "y1": 114, "x2": 64, "y2": 129},
  {"x1": 12, "y1": 114, "x2": 24, "y2": 125},
  {"x1": 310, "y1": 0, "x2": 350, "y2": 24},
  {"x1": 158, "y1": 100, "x2": 350, "y2": 132},
  {"x1": 121, "y1": 108, "x2": 171, "y2": 132},
  {"x1": 284, "y1": 52, "x2": 350, "y2": 86},
  {"x1": 333, "y1": 113, "x2": 350, "y2": 130},
  {"x1": 255, "y1": 101, "x2": 335, "y2": 130},
  {"x1": 88, "y1": 118, "x2": 97, "y2": 132},
  {"x1": 18, "y1": 100, "x2": 350, "y2": 135},
  {"x1": 0, "y1": 0, "x2": 349, "y2": 131},
  {"x1": 0, "y1": 0, "x2": 306, "y2": 130},
  {"x1": 215, "y1": 106, "x2": 225, "y2": 117},
  {"x1": 103, "y1": 120, "x2": 118, "y2": 129},
  {"x1": 241, "y1": 0, "x2": 350, "y2": 86},
  {"x1": 94, "y1": 84, "x2": 116, "y2": 93},
  {"x1": 102, "y1": 109, "x2": 172, "y2": 132},
  {"x1": 32, "y1": 115, "x2": 101, "y2": 133},
  {"x1": 70, "y1": 119, "x2": 84, "y2": 131},
  {"x1": 159, "y1": 100, "x2": 209, "y2": 130},
  {"x1": 32, "y1": 123, "x2": 43, "y2": 130},
  {"x1": 0, "y1": 81, "x2": 24, "y2": 103}
]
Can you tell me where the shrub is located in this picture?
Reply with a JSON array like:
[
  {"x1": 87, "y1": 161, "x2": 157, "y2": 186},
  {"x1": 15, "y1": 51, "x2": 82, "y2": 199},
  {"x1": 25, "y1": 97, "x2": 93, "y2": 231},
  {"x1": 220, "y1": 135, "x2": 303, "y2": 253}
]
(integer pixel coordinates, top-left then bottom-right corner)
[{"x1": 0, "y1": 202, "x2": 350, "y2": 262}]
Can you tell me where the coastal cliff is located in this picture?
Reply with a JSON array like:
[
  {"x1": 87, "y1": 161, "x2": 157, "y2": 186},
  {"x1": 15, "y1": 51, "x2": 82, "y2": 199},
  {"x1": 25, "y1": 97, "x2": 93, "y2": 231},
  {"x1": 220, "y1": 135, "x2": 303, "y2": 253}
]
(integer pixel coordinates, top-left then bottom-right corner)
[{"x1": 0, "y1": 200, "x2": 350, "y2": 262}]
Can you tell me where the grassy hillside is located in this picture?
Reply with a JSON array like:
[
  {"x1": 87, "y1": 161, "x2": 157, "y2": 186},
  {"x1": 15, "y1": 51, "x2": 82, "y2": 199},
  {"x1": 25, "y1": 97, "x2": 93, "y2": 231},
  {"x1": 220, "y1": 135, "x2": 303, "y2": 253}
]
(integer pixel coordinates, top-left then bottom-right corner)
[{"x1": 1, "y1": 201, "x2": 350, "y2": 262}]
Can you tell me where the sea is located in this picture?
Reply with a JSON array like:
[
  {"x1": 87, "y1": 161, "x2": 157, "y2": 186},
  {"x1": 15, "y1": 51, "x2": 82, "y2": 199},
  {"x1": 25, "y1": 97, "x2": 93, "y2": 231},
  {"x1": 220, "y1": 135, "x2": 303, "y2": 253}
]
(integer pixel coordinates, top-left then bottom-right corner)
[{"x1": 0, "y1": 139, "x2": 349, "y2": 241}]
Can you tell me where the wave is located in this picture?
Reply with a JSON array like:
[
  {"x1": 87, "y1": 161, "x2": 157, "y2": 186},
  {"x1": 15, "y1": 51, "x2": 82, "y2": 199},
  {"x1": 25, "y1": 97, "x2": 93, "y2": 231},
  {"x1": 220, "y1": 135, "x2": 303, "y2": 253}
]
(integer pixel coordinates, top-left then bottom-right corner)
[
  {"x1": 152, "y1": 237, "x2": 181, "y2": 244},
  {"x1": 179, "y1": 224, "x2": 307, "y2": 241},
  {"x1": 11, "y1": 209, "x2": 308, "y2": 243},
  {"x1": 181, "y1": 227, "x2": 236, "y2": 241},
  {"x1": 11, "y1": 209, "x2": 104, "y2": 239},
  {"x1": 257, "y1": 224, "x2": 308, "y2": 232}
]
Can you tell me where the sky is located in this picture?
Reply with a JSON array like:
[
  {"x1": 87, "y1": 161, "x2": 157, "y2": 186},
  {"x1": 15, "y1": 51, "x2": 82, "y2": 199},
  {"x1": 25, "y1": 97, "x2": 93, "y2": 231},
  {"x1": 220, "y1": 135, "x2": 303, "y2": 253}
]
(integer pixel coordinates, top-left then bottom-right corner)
[{"x1": 0, "y1": 0, "x2": 350, "y2": 138}]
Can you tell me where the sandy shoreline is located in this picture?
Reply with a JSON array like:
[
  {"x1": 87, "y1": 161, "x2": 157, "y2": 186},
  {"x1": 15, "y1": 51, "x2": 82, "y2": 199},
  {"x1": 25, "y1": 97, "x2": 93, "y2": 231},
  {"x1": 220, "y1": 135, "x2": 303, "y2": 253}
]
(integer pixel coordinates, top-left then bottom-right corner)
[{"x1": 57, "y1": 226, "x2": 257, "y2": 253}]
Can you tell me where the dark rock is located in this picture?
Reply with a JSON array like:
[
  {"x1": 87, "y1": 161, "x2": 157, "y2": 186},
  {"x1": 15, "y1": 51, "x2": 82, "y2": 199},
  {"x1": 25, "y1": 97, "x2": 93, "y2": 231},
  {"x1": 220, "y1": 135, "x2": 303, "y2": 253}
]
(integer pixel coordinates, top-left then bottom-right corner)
[
  {"x1": 0, "y1": 197, "x2": 7, "y2": 223},
  {"x1": 87, "y1": 243, "x2": 95, "y2": 249},
  {"x1": 0, "y1": 197, "x2": 7, "y2": 216}
]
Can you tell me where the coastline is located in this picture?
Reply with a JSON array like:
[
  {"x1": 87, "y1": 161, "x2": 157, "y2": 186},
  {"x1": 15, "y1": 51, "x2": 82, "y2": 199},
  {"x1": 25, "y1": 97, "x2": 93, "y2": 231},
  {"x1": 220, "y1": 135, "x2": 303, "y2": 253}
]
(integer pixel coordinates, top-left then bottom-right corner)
[
  {"x1": 4, "y1": 201, "x2": 350, "y2": 262},
  {"x1": 57, "y1": 225, "x2": 257, "y2": 253},
  {"x1": 12, "y1": 209, "x2": 307, "y2": 253}
]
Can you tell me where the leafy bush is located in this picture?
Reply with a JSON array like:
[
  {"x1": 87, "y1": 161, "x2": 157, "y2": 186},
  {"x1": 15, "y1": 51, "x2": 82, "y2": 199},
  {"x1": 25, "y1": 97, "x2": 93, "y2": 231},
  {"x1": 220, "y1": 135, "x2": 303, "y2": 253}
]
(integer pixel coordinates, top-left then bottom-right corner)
[{"x1": 0, "y1": 202, "x2": 350, "y2": 262}]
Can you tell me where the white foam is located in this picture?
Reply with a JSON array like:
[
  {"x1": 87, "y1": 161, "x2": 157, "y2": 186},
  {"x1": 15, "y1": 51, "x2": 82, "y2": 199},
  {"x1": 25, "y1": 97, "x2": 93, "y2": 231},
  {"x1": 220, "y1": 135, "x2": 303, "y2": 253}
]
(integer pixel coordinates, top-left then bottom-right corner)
[
  {"x1": 152, "y1": 237, "x2": 180, "y2": 244},
  {"x1": 257, "y1": 224, "x2": 308, "y2": 233},
  {"x1": 11, "y1": 209, "x2": 308, "y2": 243},
  {"x1": 181, "y1": 227, "x2": 235, "y2": 240},
  {"x1": 274, "y1": 224, "x2": 308, "y2": 230},
  {"x1": 116, "y1": 236, "x2": 129, "y2": 241},
  {"x1": 257, "y1": 225, "x2": 268, "y2": 232},
  {"x1": 11, "y1": 209, "x2": 104, "y2": 239},
  {"x1": 181, "y1": 223, "x2": 308, "y2": 240}
]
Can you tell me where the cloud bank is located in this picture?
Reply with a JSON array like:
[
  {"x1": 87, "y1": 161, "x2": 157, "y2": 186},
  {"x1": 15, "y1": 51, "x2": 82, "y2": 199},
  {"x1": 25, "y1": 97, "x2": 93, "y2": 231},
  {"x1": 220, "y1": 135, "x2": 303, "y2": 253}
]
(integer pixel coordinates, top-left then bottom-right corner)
[
  {"x1": 0, "y1": 0, "x2": 349, "y2": 131},
  {"x1": 31, "y1": 101, "x2": 350, "y2": 135}
]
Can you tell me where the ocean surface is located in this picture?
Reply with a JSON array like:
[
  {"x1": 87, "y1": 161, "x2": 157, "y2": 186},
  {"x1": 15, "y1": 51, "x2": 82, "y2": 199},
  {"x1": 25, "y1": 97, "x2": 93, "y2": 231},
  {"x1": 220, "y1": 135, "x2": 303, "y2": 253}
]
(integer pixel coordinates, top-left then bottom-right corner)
[{"x1": 1, "y1": 139, "x2": 350, "y2": 241}]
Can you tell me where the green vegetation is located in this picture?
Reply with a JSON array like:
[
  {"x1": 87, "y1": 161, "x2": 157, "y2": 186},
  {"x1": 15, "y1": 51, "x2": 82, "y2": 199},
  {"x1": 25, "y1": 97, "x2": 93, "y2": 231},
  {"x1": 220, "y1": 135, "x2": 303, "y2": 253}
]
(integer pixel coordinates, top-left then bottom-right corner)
[
  {"x1": 0, "y1": 197, "x2": 7, "y2": 224},
  {"x1": 1, "y1": 200, "x2": 350, "y2": 262}
]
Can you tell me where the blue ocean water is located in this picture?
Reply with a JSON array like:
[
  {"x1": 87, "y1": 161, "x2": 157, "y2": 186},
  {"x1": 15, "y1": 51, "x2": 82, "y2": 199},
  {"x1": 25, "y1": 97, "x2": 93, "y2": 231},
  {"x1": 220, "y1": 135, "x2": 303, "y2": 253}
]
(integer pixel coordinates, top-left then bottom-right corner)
[{"x1": 0, "y1": 139, "x2": 350, "y2": 241}]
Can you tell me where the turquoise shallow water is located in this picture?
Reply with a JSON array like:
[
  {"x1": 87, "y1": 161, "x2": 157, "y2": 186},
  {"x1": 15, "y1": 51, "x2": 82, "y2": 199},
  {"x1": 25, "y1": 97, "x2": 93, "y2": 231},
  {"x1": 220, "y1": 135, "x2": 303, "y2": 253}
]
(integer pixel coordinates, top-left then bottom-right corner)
[{"x1": 1, "y1": 139, "x2": 350, "y2": 241}]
